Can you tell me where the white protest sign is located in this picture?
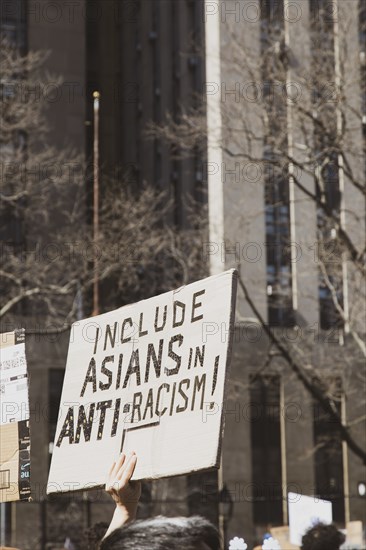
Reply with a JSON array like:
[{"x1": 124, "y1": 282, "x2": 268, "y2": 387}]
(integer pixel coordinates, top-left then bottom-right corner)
[
  {"x1": 47, "y1": 270, "x2": 237, "y2": 493},
  {"x1": 345, "y1": 521, "x2": 363, "y2": 547},
  {"x1": 0, "y1": 329, "x2": 31, "y2": 502},
  {"x1": 288, "y1": 492, "x2": 333, "y2": 546}
]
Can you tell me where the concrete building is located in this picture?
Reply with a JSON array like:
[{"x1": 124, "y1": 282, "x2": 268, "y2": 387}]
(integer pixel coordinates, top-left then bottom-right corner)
[
  {"x1": 1, "y1": 0, "x2": 365, "y2": 548},
  {"x1": 205, "y1": 0, "x2": 366, "y2": 545}
]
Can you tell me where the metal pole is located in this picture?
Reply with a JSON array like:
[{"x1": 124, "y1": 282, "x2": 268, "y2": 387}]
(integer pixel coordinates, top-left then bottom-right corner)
[
  {"x1": 341, "y1": 393, "x2": 350, "y2": 524},
  {"x1": 92, "y1": 91, "x2": 100, "y2": 317},
  {"x1": 218, "y1": 458, "x2": 224, "y2": 550},
  {"x1": 279, "y1": 380, "x2": 288, "y2": 524}
]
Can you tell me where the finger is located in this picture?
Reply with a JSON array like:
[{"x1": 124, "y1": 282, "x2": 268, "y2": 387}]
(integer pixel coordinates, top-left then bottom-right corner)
[
  {"x1": 114, "y1": 452, "x2": 127, "y2": 475},
  {"x1": 108, "y1": 453, "x2": 126, "y2": 484},
  {"x1": 107, "y1": 460, "x2": 116, "y2": 479},
  {"x1": 120, "y1": 453, "x2": 137, "y2": 484}
]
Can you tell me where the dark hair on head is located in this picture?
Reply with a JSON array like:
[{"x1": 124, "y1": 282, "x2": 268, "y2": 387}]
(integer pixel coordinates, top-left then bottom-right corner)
[
  {"x1": 83, "y1": 522, "x2": 109, "y2": 550},
  {"x1": 99, "y1": 515, "x2": 221, "y2": 550},
  {"x1": 301, "y1": 522, "x2": 345, "y2": 550}
]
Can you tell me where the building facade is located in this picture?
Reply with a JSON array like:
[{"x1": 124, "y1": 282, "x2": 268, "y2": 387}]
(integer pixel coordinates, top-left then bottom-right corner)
[{"x1": 205, "y1": 0, "x2": 366, "y2": 545}]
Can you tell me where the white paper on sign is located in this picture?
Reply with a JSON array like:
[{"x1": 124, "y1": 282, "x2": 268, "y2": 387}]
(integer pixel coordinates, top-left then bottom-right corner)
[
  {"x1": 0, "y1": 342, "x2": 29, "y2": 425},
  {"x1": 288, "y1": 492, "x2": 333, "y2": 546},
  {"x1": 0, "y1": 329, "x2": 31, "y2": 502},
  {"x1": 47, "y1": 269, "x2": 237, "y2": 493}
]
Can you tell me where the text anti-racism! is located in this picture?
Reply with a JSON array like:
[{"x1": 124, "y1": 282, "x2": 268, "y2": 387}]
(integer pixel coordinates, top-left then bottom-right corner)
[{"x1": 56, "y1": 289, "x2": 219, "y2": 447}]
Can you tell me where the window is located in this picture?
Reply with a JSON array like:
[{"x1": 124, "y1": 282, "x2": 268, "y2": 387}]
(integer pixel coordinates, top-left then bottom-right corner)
[
  {"x1": 249, "y1": 375, "x2": 283, "y2": 526},
  {"x1": 264, "y1": 152, "x2": 294, "y2": 327},
  {"x1": 316, "y1": 151, "x2": 343, "y2": 330},
  {"x1": 49, "y1": 369, "x2": 65, "y2": 454},
  {"x1": 187, "y1": 470, "x2": 219, "y2": 527},
  {"x1": 0, "y1": 0, "x2": 27, "y2": 50},
  {"x1": 310, "y1": 1, "x2": 344, "y2": 331},
  {"x1": 0, "y1": 0, "x2": 27, "y2": 317},
  {"x1": 260, "y1": 0, "x2": 285, "y2": 43},
  {"x1": 260, "y1": 1, "x2": 294, "y2": 326},
  {"x1": 265, "y1": 170, "x2": 294, "y2": 326},
  {"x1": 313, "y1": 379, "x2": 345, "y2": 523}
]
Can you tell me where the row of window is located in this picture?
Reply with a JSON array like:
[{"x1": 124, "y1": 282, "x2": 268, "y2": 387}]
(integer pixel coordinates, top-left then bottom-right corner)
[
  {"x1": 250, "y1": 375, "x2": 345, "y2": 526},
  {"x1": 48, "y1": 370, "x2": 346, "y2": 526},
  {"x1": 261, "y1": 0, "x2": 365, "y2": 329}
]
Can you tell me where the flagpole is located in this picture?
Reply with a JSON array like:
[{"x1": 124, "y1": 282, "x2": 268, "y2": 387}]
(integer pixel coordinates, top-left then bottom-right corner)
[{"x1": 92, "y1": 91, "x2": 100, "y2": 317}]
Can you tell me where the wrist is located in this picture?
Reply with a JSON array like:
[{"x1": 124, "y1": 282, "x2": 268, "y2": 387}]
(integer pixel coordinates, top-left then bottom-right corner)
[{"x1": 114, "y1": 502, "x2": 137, "y2": 523}]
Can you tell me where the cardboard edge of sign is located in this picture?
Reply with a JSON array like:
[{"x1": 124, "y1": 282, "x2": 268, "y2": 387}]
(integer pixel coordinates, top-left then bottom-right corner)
[
  {"x1": 46, "y1": 269, "x2": 238, "y2": 495},
  {"x1": 214, "y1": 269, "x2": 238, "y2": 471}
]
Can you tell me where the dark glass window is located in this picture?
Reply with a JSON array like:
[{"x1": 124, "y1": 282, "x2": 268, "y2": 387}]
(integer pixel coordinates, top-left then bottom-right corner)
[
  {"x1": 0, "y1": 0, "x2": 28, "y2": 317},
  {"x1": 0, "y1": 0, "x2": 27, "y2": 50},
  {"x1": 249, "y1": 375, "x2": 283, "y2": 526},
  {"x1": 264, "y1": 153, "x2": 294, "y2": 326},
  {"x1": 260, "y1": 0, "x2": 285, "y2": 41},
  {"x1": 49, "y1": 369, "x2": 65, "y2": 451},
  {"x1": 310, "y1": 1, "x2": 344, "y2": 331},
  {"x1": 313, "y1": 379, "x2": 345, "y2": 523},
  {"x1": 316, "y1": 153, "x2": 343, "y2": 330},
  {"x1": 260, "y1": 1, "x2": 294, "y2": 327},
  {"x1": 187, "y1": 470, "x2": 219, "y2": 528}
]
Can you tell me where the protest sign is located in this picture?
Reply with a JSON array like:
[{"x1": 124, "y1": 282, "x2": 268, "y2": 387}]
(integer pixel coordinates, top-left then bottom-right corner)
[
  {"x1": 270, "y1": 526, "x2": 299, "y2": 549},
  {"x1": 288, "y1": 492, "x2": 332, "y2": 546},
  {"x1": 345, "y1": 521, "x2": 363, "y2": 547},
  {"x1": 0, "y1": 329, "x2": 31, "y2": 502},
  {"x1": 47, "y1": 269, "x2": 237, "y2": 493}
]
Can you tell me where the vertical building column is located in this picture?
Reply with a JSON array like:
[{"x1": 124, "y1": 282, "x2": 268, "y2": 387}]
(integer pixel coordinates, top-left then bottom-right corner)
[
  {"x1": 336, "y1": 0, "x2": 366, "y2": 524},
  {"x1": 284, "y1": 0, "x2": 298, "y2": 314},
  {"x1": 140, "y1": 2, "x2": 156, "y2": 187},
  {"x1": 215, "y1": 0, "x2": 267, "y2": 321},
  {"x1": 333, "y1": 0, "x2": 350, "y2": 334},
  {"x1": 120, "y1": 0, "x2": 140, "y2": 185},
  {"x1": 204, "y1": 0, "x2": 224, "y2": 276},
  {"x1": 336, "y1": 0, "x2": 366, "y2": 334},
  {"x1": 285, "y1": 0, "x2": 319, "y2": 326}
]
